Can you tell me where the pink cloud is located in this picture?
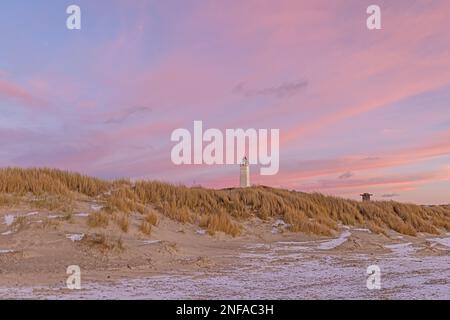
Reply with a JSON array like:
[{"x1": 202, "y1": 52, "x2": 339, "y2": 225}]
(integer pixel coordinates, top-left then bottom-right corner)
[
  {"x1": 198, "y1": 130, "x2": 450, "y2": 190},
  {"x1": 0, "y1": 72, "x2": 51, "y2": 109},
  {"x1": 0, "y1": 79, "x2": 36, "y2": 106},
  {"x1": 294, "y1": 168, "x2": 450, "y2": 192},
  {"x1": 285, "y1": 132, "x2": 450, "y2": 182},
  {"x1": 4, "y1": 1, "x2": 450, "y2": 204}
]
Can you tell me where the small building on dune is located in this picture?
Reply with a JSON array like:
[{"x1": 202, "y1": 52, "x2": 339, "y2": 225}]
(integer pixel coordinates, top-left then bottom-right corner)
[{"x1": 360, "y1": 193, "x2": 373, "y2": 202}]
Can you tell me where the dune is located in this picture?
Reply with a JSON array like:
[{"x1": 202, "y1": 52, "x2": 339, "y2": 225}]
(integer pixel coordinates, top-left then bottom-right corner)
[{"x1": 0, "y1": 167, "x2": 449, "y2": 298}]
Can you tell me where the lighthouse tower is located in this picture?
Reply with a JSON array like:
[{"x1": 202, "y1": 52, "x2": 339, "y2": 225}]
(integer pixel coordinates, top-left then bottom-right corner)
[{"x1": 240, "y1": 156, "x2": 250, "y2": 188}]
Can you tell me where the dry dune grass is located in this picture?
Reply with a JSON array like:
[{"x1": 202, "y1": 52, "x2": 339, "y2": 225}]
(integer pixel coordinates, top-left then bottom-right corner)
[
  {"x1": 113, "y1": 213, "x2": 130, "y2": 233},
  {"x1": 11, "y1": 215, "x2": 29, "y2": 232},
  {"x1": 0, "y1": 167, "x2": 110, "y2": 196},
  {"x1": 87, "y1": 211, "x2": 110, "y2": 228},
  {"x1": 139, "y1": 210, "x2": 159, "y2": 235},
  {"x1": 1, "y1": 168, "x2": 449, "y2": 237},
  {"x1": 42, "y1": 218, "x2": 59, "y2": 230},
  {"x1": 144, "y1": 210, "x2": 159, "y2": 226},
  {"x1": 199, "y1": 212, "x2": 241, "y2": 236},
  {"x1": 139, "y1": 221, "x2": 152, "y2": 235},
  {"x1": 0, "y1": 194, "x2": 20, "y2": 207},
  {"x1": 82, "y1": 233, "x2": 125, "y2": 253}
]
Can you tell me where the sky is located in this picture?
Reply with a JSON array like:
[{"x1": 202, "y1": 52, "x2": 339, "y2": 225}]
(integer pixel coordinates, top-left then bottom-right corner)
[{"x1": 1, "y1": 0, "x2": 450, "y2": 204}]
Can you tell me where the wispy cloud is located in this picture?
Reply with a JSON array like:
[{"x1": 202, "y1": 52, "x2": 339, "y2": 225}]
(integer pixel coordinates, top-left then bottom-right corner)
[
  {"x1": 294, "y1": 169, "x2": 450, "y2": 192},
  {"x1": 382, "y1": 193, "x2": 400, "y2": 198},
  {"x1": 3, "y1": 0, "x2": 450, "y2": 204},
  {"x1": 338, "y1": 171, "x2": 353, "y2": 179},
  {"x1": 0, "y1": 79, "x2": 44, "y2": 108},
  {"x1": 0, "y1": 73, "x2": 47, "y2": 108},
  {"x1": 104, "y1": 106, "x2": 152, "y2": 124},
  {"x1": 233, "y1": 80, "x2": 308, "y2": 99}
]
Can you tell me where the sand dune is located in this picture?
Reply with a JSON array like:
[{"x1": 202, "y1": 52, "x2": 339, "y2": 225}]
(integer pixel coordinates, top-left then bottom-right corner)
[{"x1": 0, "y1": 168, "x2": 449, "y2": 299}]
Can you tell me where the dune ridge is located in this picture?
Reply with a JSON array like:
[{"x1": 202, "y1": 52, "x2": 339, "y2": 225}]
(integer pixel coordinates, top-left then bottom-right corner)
[{"x1": 0, "y1": 167, "x2": 449, "y2": 237}]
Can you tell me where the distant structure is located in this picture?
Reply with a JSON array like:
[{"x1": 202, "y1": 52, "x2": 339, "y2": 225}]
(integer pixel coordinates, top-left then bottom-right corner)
[
  {"x1": 360, "y1": 193, "x2": 373, "y2": 202},
  {"x1": 240, "y1": 156, "x2": 250, "y2": 188}
]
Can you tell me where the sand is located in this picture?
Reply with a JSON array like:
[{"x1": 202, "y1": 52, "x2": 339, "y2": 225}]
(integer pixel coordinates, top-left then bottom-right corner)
[{"x1": 0, "y1": 204, "x2": 449, "y2": 299}]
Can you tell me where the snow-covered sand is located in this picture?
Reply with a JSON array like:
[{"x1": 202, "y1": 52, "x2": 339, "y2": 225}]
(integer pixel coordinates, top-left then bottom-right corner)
[{"x1": 2, "y1": 232, "x2": 448, "y2": 300}]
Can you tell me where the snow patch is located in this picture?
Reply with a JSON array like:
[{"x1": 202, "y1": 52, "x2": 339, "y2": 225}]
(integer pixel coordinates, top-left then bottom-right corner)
[
  {"x1": 66, "y1": 234, "x2": 85, "y2": 242},
  {"x1": 318, "y1": 231, "x2": 351, "y2": 250},
  {"x1": 74, "y1": 213, "x2": 90, "y2": 217},
  {"x1": 272, "y1": 219, "x2": 288, "y2": 227},
  {"x1": 0, "y1": 249, "x2": 15, "y2": 254},
  {"x1": 4, "y1": 215, "x2": 15, "y2": 226},
  {"x1": 47, "y1": 214, "x2": 63, "y2": 219},
  {"x1": 90, "y1": 204, "x2": 103, "y2": 211},
  {"x1": 141, "y1": 240, "x2": 161, "y2": 245},
  {"x1": 272, "y1": 219, "x2": 290, "y2": 234},
  {"x1": 428, "y1": 237, "x2": 450, "y2": 248},
  {"x1": 384, "y1": 242, "x2": 414, "y2": 255}
]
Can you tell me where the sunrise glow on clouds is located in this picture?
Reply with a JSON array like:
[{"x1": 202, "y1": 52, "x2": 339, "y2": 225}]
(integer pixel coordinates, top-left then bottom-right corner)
[{"x1": 1, "y1": 0, "x2": 450, "y2": 204}]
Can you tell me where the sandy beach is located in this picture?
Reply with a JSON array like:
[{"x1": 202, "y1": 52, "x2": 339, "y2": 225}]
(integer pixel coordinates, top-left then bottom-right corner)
[{"x1": 1, "y1": 204, "x2": 449, "y2": 299}]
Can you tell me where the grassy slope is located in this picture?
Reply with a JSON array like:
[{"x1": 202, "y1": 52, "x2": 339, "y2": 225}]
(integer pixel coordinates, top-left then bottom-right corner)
[{"x1": 1, "y1": 167, "x2": 449, "y2": 237}]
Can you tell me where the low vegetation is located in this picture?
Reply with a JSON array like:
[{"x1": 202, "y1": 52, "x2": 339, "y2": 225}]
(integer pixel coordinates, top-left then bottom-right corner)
[
  {"x1": 87, "y1": 211, "x2": 110, "y2": 228},
  {"x1": 199, "y1": 212, "x2": 241, "y2": 236},
  {"x1": 1, "y1": 167, "x2": 449, "y2": 237},
  {"x1": 113, "y1": 213, "x2": 130, "y2": 233},
  {"x1": 82, "y1": 233, "x2": 125, "y2": 253},
  {"x1": 139, "y1": 221, "x2": 152, "y2": 235},
  {"x1": 41, "y1": 218, "x2": 59, "y2": 230},
  {"x1": 11, "y1": 215, "x2": 29, "y2": 232},
  {"x1": 144, "y1": 210, "x2": 159, "y2": 226}
]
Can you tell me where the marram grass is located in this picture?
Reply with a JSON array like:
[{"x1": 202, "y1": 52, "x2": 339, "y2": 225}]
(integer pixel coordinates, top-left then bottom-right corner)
[{"x1": 1, "y1": 167, "x2": 449, "y2": 237}]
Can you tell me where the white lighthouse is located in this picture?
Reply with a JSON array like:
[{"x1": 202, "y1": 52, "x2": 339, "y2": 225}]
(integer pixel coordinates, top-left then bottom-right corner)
[{"x1": 240, "y1": 156, "x2": 250, "y2": 188}]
